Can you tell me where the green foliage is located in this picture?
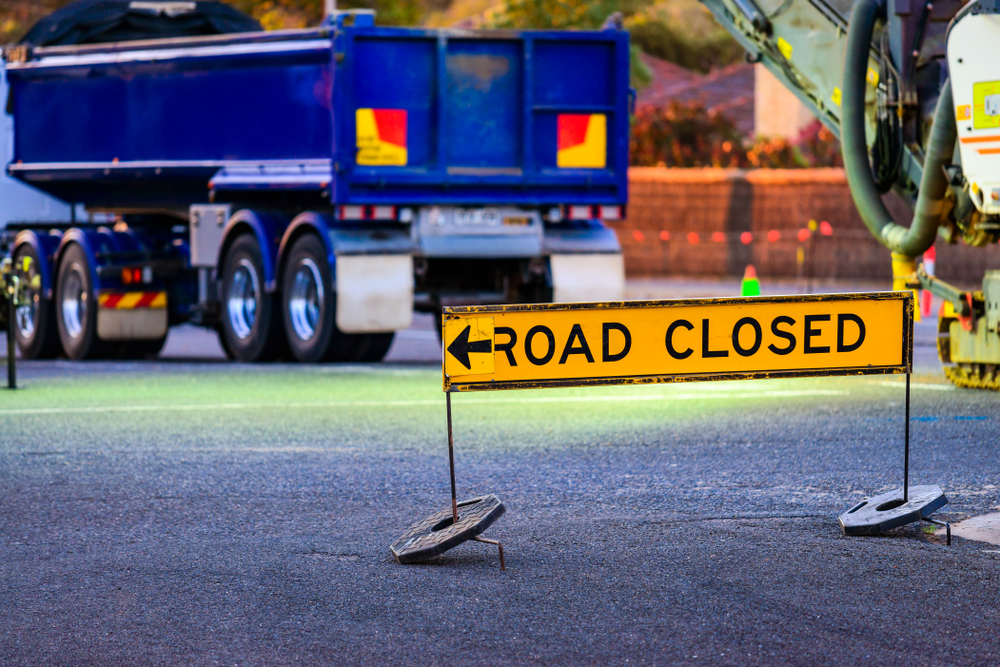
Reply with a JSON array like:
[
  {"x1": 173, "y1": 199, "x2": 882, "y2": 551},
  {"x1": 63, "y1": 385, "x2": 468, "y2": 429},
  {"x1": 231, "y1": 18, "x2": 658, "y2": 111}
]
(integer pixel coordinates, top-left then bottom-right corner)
[
  {"x1": 225, "y1": 0, "x2": 423, "y2": 28},
  {"x1": 630, "y1": 43, "x2": 653, "y2": 90},
  {"x1": 627, "y1": 16, "x2": 744, "y2": 74},
  {"x1": 630, "y1": 102, "x2": 747, "y2": 168},
  {"x1": 489, "y1": 0, "x2": 653, "y2": 89},
  {"x1": 745, "y1": 136, "x2": 806, "y2": 168},
  {"x1": 491, "y1": 0, "x2": 634, "y2": 30},
  {"x1": 631, "y1": 103, "x2": 843, "y2": 169},
  {"x1": 796, "y1": 120, "x2": 844, "y2": 168},
  {"x1": 747, "y1": 121, "x2": 843, "y2": 168}
]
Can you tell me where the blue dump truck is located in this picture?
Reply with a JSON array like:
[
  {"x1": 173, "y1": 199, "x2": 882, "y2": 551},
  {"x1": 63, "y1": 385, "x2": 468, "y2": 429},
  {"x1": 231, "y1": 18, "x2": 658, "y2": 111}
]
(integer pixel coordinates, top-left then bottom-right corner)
[{"x1": 0, "y1": 2, "x2": 629, "y2": 362}]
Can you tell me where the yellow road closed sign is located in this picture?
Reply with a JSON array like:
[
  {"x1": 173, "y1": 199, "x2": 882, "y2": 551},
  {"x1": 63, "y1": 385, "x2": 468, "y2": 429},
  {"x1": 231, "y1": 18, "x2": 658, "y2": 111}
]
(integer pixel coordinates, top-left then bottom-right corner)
[{"x1": 442, "y1": 293, "x2": 913, "y2": 391}]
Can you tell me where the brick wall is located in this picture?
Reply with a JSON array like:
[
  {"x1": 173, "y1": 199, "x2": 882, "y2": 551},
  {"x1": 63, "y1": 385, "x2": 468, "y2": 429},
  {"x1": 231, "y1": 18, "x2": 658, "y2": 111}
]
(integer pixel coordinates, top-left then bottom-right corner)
[{"x1": 617, "y1": 168, "x2": 1000, "y2": 285}]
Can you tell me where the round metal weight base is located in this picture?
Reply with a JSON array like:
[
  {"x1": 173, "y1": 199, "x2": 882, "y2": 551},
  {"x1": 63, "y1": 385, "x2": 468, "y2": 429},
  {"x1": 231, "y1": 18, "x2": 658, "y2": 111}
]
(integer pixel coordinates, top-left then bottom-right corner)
[
  {"x1": 390, "y1": 495, "x2": 505, "y2": 564},
  {"x1": 838, "y1": 485, "x2": 948, "y2": 536}
]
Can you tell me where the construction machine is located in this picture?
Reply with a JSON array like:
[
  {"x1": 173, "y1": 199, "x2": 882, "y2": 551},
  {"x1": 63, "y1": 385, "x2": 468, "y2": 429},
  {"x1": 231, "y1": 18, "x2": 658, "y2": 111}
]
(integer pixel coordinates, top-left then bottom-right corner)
[{"x1": 699, "y1": 0, "x2": 1000, "y2": 388}]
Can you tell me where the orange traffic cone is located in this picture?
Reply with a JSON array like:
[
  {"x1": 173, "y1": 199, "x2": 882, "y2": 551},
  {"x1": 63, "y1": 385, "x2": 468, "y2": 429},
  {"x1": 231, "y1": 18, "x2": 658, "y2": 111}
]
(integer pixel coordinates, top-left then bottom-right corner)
[{"x1": 741, "y1": 264, "x2": 760, "y2": 297}]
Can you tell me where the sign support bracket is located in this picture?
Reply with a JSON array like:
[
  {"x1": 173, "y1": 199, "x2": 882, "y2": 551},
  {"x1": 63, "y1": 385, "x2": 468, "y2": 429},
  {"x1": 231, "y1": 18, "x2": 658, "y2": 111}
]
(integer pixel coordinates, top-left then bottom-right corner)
[
  {"x1": 904, "y1": 372, "x2": 909, "y2": 503},
  {"x1": 388, "y1": 390, "x2": 508, "y2": 570},
  {"x1": 447, "y1": 392, "x2": 458, "y2": 524},
  {"x1": 444, "y1": 390, "x2": 506, "y2": 570},
  {"x1": 839, "y1": 324, "x2": 949, "y2": 538}
]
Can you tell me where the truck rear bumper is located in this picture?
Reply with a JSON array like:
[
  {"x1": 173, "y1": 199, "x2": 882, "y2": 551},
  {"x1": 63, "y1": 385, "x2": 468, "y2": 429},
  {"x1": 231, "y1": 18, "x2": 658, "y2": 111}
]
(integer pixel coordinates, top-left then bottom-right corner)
[
  {"x1": 415, "y1": 206, "x2": 543, "y2": 258},
  {"x1": 97, "y1": 291, "x2": 168, "y2": 341},
  {"x1": 420, "y1": 235, "x2": 543, "y2": 258}
]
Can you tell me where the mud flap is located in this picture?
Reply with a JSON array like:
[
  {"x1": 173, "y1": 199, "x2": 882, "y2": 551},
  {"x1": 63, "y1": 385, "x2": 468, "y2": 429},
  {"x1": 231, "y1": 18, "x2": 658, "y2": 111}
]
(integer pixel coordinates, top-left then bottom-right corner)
[
  {"x1": 97, "y1": 306, "x2": 167, "y2": 341},
  {"x1": 550, "y1": 253, "x2": 625, "y2": 303},
  {"x1": 335, "y1": 254, "x2": 414, "y2": 333}
]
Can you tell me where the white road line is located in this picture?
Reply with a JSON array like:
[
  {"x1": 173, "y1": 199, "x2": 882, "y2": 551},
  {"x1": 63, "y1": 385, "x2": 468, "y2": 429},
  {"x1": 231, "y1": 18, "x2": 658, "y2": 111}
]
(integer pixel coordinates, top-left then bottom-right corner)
[
  {"x1": 0, "y1": 389, "x2": 847, "y2": 416},
  {"x1": 875, "y1": 381, "x2": 954, "y2": 391}
]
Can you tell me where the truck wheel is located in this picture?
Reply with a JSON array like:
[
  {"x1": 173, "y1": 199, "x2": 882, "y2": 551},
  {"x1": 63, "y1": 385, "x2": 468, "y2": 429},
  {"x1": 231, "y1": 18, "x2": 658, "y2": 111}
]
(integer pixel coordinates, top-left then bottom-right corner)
[
  {"x1": 281, "y1": 233, "x2": 353, "y2": 362},
  {"x1": 349, "y1": 333, "x2": 395, "y2": 362},
  {"x1": 216, "y1": 324, "x2": 237, "y2": 360},
  {"x1": 220, "y1": 234, "x2": 284, "y2": 362},
  {"x1": 55, "y1": 243, "x2": 105, "y2": 360},
  {"x1": 12, "y1": 244, "x2": 60, "y2": 359}
]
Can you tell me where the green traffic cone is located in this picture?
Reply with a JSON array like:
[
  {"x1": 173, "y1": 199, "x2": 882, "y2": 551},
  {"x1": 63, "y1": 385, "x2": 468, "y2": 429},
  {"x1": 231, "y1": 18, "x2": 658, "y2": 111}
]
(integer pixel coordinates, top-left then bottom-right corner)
[{"x1": 741, "y1": 264, "x2": 760, "y2": 297}]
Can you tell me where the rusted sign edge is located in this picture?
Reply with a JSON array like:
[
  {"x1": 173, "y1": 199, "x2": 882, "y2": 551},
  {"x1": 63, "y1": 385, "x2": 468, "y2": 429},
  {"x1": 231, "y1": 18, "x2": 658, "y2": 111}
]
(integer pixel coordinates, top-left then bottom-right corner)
[
  {"x1": 903, "y1": 294, "x2": 914, "y2": 375},
  {"x1": 444, "y1": 364, "x2": 908, "y2": 392},
  {"x1": 442, "y1": 291, "x2": 913, "y2": 316}
]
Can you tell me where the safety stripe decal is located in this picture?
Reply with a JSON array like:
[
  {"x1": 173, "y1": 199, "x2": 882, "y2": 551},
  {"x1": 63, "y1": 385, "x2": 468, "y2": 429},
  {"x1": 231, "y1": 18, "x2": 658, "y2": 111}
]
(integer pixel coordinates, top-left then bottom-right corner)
[
  {"x1": 557, "y1": 114, "x2": 607, "y2": 169},
  {"x1": 356, "y1": 108, "x2": 408, "y2": 166},
  {"x1": 98, "y1": 291, "x2": 167, "y2": 309},
  {"x1": 960, "y1": 135, "x2": 1000, "y2": 143}
]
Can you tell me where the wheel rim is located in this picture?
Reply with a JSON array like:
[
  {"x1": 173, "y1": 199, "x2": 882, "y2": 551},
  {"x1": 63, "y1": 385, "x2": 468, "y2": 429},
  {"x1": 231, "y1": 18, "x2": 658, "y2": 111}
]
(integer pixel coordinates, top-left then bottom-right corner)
[
  {"x1": 15, "y1": 296, "x2": 38, "y2": 339},
  {"x1": 14, "y1": 259, "x2": 39, "y2": 340},
  {"x1": 288, "y1": 258, "x2": 324, "y2": 342},
  {"x1": 227, "y1": 258, "x2": 260, "y2": 340},
  {"x1": 60, "y1": 265, "x2": 87, "y2": 339}
]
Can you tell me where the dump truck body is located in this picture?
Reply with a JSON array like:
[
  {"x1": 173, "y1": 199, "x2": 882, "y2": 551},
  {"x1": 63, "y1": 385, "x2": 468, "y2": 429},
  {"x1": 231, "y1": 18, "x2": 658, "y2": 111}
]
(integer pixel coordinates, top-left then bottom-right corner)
[{"x1": 6, "y1": 21, "x2": 629, "y2": 210}]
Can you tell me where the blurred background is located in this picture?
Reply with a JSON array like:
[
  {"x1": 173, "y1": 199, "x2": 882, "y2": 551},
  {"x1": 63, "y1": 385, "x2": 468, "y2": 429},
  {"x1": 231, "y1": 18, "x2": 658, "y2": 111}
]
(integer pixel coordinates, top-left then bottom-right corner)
[{"x1": 2, "y1": 0, "x2": 997, "y2": 287}]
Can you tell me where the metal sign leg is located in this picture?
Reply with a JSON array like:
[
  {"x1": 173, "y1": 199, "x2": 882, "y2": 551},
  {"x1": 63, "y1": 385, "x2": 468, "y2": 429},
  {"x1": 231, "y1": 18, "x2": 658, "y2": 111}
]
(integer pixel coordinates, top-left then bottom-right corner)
[
  {"x1": 904, "y1": 372, "x2": 910, "y2": 503},
  {"x1": 471, "y1": 535, "x2": 506, "y2": 570},
  {"x1": 838, "y1": 371, "x2": 948, "y2": 538},
  {"x1": 447, "y1": 391, "x2": 458, "y2": 523},
  {"x1": 389, "y1": 391, "x2": 508, "y2": 569}
]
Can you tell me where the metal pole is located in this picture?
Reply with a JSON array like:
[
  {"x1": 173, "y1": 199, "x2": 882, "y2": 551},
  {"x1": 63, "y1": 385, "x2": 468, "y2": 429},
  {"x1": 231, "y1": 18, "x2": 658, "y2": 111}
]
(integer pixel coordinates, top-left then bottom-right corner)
[
  {"x1": 904, "y1": 372, "x2": 910, "y2": 502},
  {"x1": 7, "y1": 291, "x2": 15, "y2": 390},
  {"x1": 447, "y1": 391, "x2": 458, "y2": 522},
  {"x1": 325, "y1": 0, "x2": 336, "y2": 17}
]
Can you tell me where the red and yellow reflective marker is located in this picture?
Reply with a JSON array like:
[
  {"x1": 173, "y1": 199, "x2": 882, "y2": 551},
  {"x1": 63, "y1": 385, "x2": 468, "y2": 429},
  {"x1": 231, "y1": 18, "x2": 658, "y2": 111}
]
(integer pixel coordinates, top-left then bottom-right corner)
[
  {"x1": 557, "y1": 113, "x2": 606, "y2": 168},
  {"x1": 356, "y1": 108, "x2": 408, "y2": 166},
  {"x1": 98, "y1": 291, "x2": 167, "y2": 309},
  {"x1": 442, "y1": 292, "x2": 913, "y2": 391}
]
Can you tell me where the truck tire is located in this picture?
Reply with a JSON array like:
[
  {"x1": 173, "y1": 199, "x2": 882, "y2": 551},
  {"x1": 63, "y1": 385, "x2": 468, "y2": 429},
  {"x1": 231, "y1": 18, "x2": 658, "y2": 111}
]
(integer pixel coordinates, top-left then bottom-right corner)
[
  {"x1": 220, "y1": 234, "x2": 285, "y2": 362},
  {"x1": 55, "y1": 243, "x2": 106, "y2": 360},
  {"x1": 216, "y1": 324, "x2": 237, "y2": 360},
  {"x1": 349, "y1": 333, "x2": 395, "y2": 362},
  {"x1": 281, "y1": 233, "x2": 354, "y2": 362},
  {"x1": 11, "y1": 243, "x2": 60, "y2": 359}
]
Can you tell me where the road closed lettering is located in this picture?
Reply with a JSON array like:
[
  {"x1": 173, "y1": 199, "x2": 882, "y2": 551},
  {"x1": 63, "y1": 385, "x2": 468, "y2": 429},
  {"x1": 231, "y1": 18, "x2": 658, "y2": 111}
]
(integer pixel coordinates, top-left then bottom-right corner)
[{"x1": 442, "y1": 293, "x2": 911, "y2": 390}]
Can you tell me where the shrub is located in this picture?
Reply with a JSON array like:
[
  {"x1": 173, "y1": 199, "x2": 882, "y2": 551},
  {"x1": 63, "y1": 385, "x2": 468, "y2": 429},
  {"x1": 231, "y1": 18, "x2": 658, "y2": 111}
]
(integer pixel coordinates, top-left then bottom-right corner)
[
  {"x1": 630, "y1": 102, "x2": 748, "y2": 168},
  {"x1": 631, "y1": 103, "x2": 844, "y2": 169}
]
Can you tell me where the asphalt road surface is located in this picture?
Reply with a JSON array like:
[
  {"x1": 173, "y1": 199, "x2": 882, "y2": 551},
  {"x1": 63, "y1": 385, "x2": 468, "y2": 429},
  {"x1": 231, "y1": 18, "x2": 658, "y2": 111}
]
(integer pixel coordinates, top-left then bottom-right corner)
[{"x1": 2, "y1": 283, "x2": 999, "y2": 665}]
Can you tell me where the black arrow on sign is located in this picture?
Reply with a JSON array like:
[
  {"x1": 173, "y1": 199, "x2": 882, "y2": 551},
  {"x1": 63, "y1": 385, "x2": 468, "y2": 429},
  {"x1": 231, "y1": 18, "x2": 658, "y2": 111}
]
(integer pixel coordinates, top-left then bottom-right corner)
[{"x1": 447, "y1": 324, "x2": 493, "y2": 370}]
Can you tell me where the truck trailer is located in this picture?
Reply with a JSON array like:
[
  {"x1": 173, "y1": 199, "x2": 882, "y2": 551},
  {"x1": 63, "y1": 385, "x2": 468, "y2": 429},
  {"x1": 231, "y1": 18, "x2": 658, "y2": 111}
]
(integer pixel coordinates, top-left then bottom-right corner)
[{"x1": 0, "y1": 1, "x2": 629, "y2": 363}]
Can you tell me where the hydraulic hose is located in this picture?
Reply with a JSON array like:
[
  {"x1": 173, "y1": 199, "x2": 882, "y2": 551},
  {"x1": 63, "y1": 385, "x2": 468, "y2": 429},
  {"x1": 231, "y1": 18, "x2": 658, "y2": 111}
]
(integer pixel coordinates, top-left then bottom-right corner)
[{"x1": 841, "y1": 0, "x2": 956, "y2": 258}]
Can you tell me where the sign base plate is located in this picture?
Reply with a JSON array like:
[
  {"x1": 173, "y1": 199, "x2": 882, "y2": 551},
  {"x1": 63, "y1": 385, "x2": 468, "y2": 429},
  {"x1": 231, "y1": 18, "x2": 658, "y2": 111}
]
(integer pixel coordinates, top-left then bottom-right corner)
[
  {"x1": 390, "y1": 495, "x2": 505, "y2": 564},
  {"x1": 838, "y1": 485, "x2": 948, "y2": 536}
]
